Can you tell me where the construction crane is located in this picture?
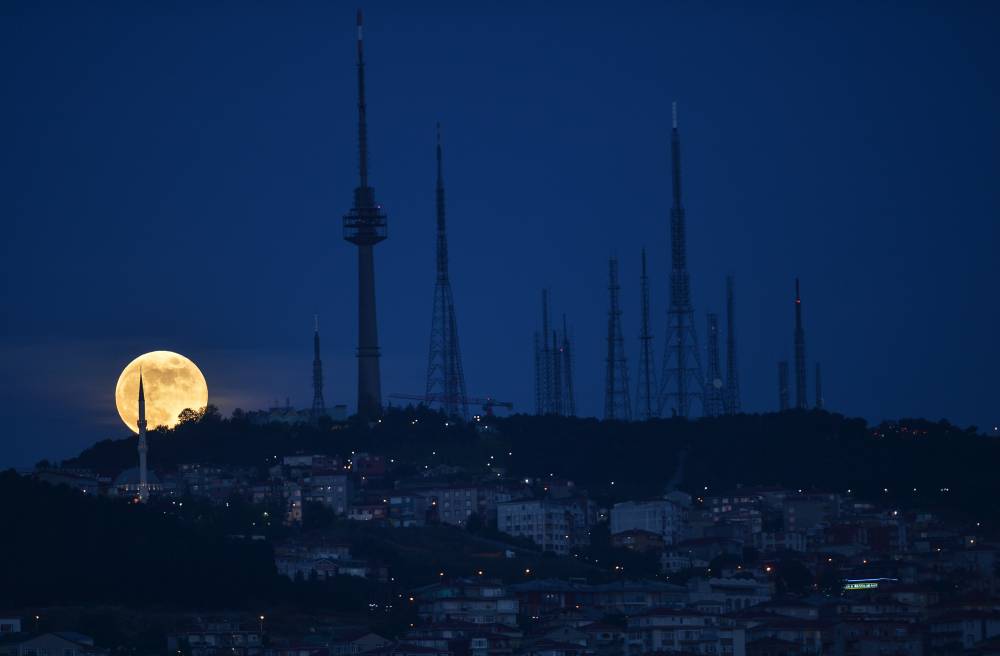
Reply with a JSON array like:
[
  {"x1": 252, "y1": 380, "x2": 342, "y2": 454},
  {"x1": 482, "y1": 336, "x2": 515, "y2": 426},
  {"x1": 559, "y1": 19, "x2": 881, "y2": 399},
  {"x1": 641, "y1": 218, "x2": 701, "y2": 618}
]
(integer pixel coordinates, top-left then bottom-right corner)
[{"x1": 388, "y1": 393, "x2": 513, "y2": 417}]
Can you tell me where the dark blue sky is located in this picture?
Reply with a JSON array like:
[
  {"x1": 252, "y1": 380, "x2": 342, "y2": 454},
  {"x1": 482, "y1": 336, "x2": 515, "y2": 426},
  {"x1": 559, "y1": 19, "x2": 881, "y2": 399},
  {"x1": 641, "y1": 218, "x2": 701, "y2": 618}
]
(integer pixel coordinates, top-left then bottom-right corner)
[{"x1": 2, "y1": 1, "x2": 998, "y2": 467}]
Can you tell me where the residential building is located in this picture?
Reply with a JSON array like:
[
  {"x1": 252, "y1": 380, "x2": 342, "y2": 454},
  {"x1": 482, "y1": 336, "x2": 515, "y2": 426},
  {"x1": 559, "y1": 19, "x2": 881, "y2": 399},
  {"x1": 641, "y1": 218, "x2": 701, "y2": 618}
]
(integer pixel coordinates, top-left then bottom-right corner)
[
  {"x1": 610, "y1": 498, "x2": 685, "y2": 546},
  {"x1": 625, "y1": 609, "x2": 746, "y2": 655},
  {"x1": 414, "y1": 579, "x2": 520, "y2": 627},
  {"x1": 497, "y1": 499, "x2": 594, "y2": 555}
]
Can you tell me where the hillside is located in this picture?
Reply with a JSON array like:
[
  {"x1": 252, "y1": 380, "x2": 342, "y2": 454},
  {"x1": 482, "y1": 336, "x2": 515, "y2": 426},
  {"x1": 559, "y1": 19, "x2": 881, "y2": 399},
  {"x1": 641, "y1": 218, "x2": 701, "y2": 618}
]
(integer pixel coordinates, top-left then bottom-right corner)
[{"x1": 64, "y1": 408, "x2": 997, "y2": 520}]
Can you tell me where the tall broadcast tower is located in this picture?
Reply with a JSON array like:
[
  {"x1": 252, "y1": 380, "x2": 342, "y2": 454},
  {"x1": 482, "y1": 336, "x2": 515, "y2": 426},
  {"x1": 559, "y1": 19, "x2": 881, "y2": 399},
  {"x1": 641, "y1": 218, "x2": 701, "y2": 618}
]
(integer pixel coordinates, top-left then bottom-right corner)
[
  {"x1": 658, "y1": 102, "x2": 705, "y2": 418},
  {"x1": 343, "y1": 10, "x2": 387, "y2": 422},
  {"x1": 794, "y1": 278, "x2": 807, "y2": 409},
  {"x1": 425, "y1": 125, "x2": 469, "y2": 419}
]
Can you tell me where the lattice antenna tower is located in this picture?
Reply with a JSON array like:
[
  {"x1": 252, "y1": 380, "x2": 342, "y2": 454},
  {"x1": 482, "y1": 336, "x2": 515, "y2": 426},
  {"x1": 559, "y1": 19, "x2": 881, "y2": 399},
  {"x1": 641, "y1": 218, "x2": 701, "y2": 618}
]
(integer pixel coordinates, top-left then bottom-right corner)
[
  {"x1": 605, "y1": 257, "x2": 632, "y2": 420},
  {"x1": 658, "y1": 102, "x2": 705, "y2": 417}
]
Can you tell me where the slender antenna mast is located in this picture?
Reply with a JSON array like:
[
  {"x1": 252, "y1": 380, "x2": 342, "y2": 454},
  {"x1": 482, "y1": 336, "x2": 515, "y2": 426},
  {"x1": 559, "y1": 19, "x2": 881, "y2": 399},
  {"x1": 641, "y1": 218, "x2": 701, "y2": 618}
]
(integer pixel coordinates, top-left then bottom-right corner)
[
  {"x1": 356, "y1": 9, "x2": 369, "y2": 190},
  {"x1": 312, "y1": 315, "x2": 326, "y2": 419},
  {"x1": 794, "y1": 278, "x2": 807, "y2": 409},
  {"x1": 533, "y1": 331, "x2": 543, "y2": 415},
  {"x1": 605, "y1": 257, "x2": 632, "y2": 420},
  {"x1": 542, "y1": 289, "x2": 552, "y2": 413},
  {"x1": 704, "y1": 313, "x2": 725, "y2": 417},
  {"x1": 724, "y1": 274, "x2": 741, "y2": 414},
  {"x1": 636, "y1": 248, "x2": 657, "y2": 420},
  {"x1": 561, "y1": 314, "x2": 576, "y2": 416}
]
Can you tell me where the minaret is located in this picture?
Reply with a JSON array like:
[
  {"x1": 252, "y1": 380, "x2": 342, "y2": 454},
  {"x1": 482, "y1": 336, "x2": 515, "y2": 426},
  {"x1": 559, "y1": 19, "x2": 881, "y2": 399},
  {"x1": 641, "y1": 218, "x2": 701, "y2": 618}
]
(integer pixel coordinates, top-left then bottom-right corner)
[
  {"x1": 635, "y1": 248, "x2": 657, "y2": 420},
  {"x1": 311, "y1": 315, "x2": 326, "y2": 419},
  {"x1": 659, "y1": 102, "x2": 705, "y2": 418},
  {"x1": 425, "y1": 124, "x2": 469, "y2": 419},
  {"x1": 343, "y1": 10, "x2": 387, "y2": 422},
  {"x1": 794, "y1": 278, "x2": 808, "y2": 409},
  {"x1": 724, "y1": 274, "x2": 741, "y2": 414},
  {"x1": 137, "y1": 369, "x2": 149, "y2": 503}
]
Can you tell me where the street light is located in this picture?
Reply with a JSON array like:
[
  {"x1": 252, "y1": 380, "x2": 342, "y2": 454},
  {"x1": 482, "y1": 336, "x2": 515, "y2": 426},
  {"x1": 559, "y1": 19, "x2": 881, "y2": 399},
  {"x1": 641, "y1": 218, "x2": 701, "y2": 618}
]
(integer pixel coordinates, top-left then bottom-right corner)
[{"x1": 258, "y1": 615, "x2": 264, "y2": 633}]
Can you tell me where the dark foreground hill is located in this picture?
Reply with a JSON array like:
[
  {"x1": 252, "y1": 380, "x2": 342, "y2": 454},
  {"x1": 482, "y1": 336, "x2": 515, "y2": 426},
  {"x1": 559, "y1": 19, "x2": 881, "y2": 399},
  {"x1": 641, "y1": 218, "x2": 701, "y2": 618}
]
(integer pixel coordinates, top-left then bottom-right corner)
[{"x1": 0, "y1": 471, "x2": 384, "y2": 611}]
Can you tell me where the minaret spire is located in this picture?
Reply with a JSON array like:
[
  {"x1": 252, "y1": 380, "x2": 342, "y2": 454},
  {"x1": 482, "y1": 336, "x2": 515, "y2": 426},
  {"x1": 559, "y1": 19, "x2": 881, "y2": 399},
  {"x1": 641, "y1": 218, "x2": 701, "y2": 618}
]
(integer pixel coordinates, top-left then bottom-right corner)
[
  {"x1": 137, "y1": 367, "x2": 149, "y2": 503},
  {"x1": 311, "y1": 315, "x2": 326, "y2": 419},
  {"x1": 343, "y1": 9, "x2": 387, "y2": 422}
]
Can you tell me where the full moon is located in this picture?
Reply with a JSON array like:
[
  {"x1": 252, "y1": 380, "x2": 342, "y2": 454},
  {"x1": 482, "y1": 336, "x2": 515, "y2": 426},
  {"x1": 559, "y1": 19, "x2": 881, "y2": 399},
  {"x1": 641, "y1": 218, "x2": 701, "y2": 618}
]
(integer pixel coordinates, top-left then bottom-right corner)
[{"x1": 115, "y1": 351, "x2": 209, "y2": 433}]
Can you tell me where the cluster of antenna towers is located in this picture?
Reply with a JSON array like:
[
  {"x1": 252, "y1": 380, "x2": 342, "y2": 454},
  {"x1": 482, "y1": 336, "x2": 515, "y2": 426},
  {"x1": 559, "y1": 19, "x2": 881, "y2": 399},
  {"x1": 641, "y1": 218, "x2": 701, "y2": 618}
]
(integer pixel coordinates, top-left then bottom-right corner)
[
  {"x1": 533, "y1": 290, "x2": 576, "y2": 416},
  {"x1": 324, "y1": 13, "x2": 825, "y2": 423},
  {"x1": 531, "y1": 103, "x2": 825, "y2": 421}
]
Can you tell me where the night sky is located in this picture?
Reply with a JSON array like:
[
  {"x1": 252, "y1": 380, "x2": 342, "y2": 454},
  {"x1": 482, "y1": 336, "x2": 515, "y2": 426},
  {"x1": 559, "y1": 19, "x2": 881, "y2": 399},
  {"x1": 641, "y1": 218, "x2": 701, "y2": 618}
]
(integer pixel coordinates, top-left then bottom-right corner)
[{"x1": 2, "y1": 1, "x2": 998, "y2": 468}]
